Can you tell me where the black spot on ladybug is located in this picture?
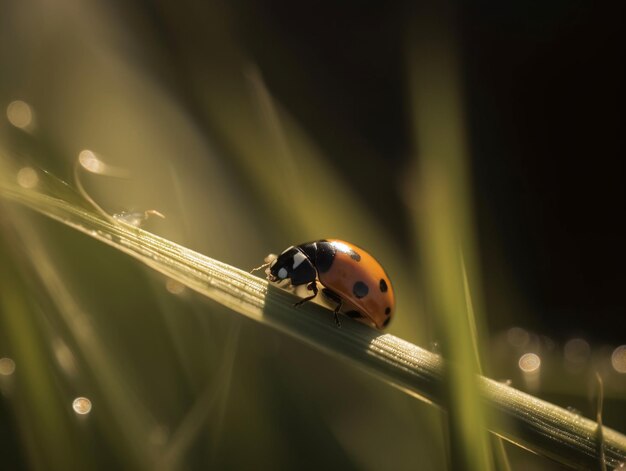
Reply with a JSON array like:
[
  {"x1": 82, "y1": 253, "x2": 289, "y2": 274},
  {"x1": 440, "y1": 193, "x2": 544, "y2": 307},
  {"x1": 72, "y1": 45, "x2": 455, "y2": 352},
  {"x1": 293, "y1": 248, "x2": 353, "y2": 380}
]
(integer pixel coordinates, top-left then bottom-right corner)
[
  {"x1": 385, "y1": 307, "x2": 391, "y2": 315},
  {"x1": 349, "y1": 250, "x2": 361, "y2": 262},
  {"x1": 383, "y1": 317, "x2": 391, "y2": 327},
  {"x1": 353, "y1": 281, "x2": 369, "y2": 298},
  {"x1": 346, "y1": 310, "x2": 362, "y2": 319},
  {"x1": 379, "y1": 279, "x2": 388, "y2": 293}
]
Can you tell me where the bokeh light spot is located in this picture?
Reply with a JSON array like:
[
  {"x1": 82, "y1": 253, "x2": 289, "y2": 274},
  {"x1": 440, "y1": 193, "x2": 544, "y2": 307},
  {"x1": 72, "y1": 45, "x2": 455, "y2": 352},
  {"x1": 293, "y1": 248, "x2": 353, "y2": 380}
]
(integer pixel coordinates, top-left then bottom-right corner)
[
  {"x1": 0, "y1": 357, "x2": 16, "y2": 376},
  {"x1": 611, "y1": 345, "x2": 626, "y2": 374},
  {"x1": 518, "y1": 353, "x2": 541, "y2": 373},
  {"x1": 507, "y1": 327, "x2": 529, "y2": 348},
  {"x1": 53, "y1": 340, "x2": 77, "y2": 375},
  {"x1": 6, "y1": 100, "x2": 33, "y2": 128},
  {"x1": 17, "y1": 167, "x2": 39, "y2": 189},
  {"x1": 72, "y1": 396, "x2": 92, "y2": 415},
  {"x1": 165, "y1": 279, "x2": 186, "y2": 295},
  {"x1": 564, "y1": 338, "x2": 590, "y2": 365},
  {"x1": 78, "y1": 150, "x2": 104, "y2": 174}
]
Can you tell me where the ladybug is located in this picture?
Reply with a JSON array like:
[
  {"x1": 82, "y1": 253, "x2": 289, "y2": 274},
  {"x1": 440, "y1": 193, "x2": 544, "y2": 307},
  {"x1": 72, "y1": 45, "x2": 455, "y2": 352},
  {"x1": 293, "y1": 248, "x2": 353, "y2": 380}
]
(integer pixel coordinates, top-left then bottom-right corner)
[{"x1": 260, "y1": 239, "x2": 395, "y2": 329}]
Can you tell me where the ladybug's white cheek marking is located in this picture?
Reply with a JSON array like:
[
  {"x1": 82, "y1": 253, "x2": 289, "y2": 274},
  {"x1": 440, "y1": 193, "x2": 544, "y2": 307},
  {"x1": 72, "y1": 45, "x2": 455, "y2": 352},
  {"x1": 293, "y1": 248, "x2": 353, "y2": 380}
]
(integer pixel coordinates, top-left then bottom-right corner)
[
  {"x1": 292, "y1": 251, "x2": 307, "y2": 269},
  {"x1": 278, "y1": 267, "x2": 288, "y2": 279}
]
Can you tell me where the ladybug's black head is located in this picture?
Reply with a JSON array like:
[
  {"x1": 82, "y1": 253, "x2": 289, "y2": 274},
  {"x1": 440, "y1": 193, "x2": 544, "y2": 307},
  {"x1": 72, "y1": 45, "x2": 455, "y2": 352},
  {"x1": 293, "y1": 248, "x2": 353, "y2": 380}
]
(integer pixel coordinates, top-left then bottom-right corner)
[{"x1": 268, "y1": 247, "x2": 317, "y2": 286}]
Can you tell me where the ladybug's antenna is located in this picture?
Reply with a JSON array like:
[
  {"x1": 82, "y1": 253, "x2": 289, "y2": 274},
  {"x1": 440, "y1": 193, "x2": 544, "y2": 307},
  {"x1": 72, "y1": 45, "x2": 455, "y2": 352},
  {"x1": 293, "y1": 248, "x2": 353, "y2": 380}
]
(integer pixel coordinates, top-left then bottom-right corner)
[
  {"x1": 250, "y1": 261, "x2": 271, "y2": 274},
  {"x1": 250, "y1": 253, "x2": 278, "y2": 274}
]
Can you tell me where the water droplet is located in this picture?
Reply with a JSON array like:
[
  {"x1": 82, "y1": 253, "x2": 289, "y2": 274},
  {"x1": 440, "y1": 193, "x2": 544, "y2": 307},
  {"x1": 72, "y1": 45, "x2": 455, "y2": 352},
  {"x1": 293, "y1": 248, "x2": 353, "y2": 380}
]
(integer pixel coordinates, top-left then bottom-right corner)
[
  {"x1": 499, "y1": 379, "x2": 513, "y2": 386},
  {"x1": 566, "y1": 406, "x2": 582, "y2": 416},
  {"x1": 430, "y1": 341, "x2": 441, "y2": 354},
  {"x1": 0, "y1": 358, "x2": 16, "y2": 376},
  {"x1": 114, "y1": 209, "x2": 165, "y2": 228},
  {"x1": 6, "y1": 100, "x2": 33, "y2": 129},
  {"x1": 72, "y1": 397, "x2": 92, "y2": 415}
]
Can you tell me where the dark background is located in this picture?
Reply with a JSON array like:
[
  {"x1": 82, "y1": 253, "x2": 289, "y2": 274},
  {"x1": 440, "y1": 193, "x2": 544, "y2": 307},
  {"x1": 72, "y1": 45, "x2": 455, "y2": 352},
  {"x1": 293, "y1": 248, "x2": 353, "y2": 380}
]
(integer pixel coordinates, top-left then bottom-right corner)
[{"x1": 230, "y1": 1, "x2": 625, "y2": 343}]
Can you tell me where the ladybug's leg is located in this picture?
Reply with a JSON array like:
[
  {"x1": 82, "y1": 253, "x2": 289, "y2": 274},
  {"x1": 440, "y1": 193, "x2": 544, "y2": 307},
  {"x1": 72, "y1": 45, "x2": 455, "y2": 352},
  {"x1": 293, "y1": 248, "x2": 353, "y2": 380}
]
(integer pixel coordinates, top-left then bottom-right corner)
[
  {"x1": 294, "y1": 282, "x2": 318, "y2": 307},
  {"x1": 332, "y1": 301, "x2": 343, "y2": 328},
  {"x1": 321, "y1": 288, "x2": 343, "y2": 328}
]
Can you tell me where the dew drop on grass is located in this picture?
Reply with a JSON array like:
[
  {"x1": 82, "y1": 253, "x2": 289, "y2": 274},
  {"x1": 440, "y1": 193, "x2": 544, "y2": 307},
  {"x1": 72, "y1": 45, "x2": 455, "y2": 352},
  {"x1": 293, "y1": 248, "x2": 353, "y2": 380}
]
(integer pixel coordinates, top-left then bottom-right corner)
[
  {"x1": 114, "y1": 209, "x2": 165, "y2": 228},
  {"x1": 566, "y1": 406, "x2": 582, "y2": 416},
  {"x1": 114, "y1": 212, "x2": 144, "y2": 227}
]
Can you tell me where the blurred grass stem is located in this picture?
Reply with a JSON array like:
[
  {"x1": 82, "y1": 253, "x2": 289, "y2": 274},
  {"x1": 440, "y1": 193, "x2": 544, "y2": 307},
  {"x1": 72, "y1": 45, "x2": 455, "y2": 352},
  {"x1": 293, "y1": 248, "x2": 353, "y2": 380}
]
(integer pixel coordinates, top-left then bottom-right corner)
[{"x1": 408, "y1": 2, "x2": 495, "y2": 469}]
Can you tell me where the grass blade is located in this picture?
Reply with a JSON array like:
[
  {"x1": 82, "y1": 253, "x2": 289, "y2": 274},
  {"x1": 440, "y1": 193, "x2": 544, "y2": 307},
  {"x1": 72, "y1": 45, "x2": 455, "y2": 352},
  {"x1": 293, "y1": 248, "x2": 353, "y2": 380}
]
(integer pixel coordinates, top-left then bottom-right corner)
[{"x1": 2, "y1": 175, "x2": 625, "y2": 469}]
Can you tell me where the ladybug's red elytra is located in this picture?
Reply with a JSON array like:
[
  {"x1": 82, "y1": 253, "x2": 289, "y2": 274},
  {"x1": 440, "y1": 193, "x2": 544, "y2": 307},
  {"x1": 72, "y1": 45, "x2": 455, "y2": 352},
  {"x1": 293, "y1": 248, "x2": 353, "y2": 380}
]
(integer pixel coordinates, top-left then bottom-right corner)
[{"x1": 262, "y1": 239, "x2": 395, "y2": 329}]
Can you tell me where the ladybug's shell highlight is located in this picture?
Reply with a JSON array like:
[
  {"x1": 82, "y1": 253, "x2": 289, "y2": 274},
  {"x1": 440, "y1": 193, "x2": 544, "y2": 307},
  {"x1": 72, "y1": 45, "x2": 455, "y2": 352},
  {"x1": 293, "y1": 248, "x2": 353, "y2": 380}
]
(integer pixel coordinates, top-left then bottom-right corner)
[{"x1": 318, "y1": 240, "x2": 394, "y2": 329}]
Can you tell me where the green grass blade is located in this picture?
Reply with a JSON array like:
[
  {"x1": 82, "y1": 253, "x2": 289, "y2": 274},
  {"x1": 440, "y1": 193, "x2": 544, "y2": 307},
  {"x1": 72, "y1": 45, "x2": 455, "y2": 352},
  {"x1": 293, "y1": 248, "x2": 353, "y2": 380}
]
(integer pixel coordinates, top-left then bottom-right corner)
[{"x1": 2, "y1": 171, "x2": 625, "y2": 469}]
